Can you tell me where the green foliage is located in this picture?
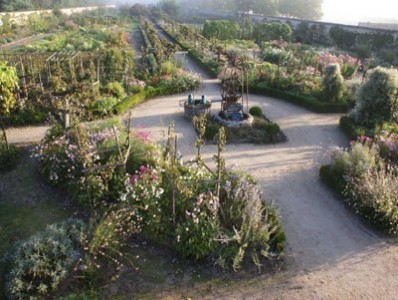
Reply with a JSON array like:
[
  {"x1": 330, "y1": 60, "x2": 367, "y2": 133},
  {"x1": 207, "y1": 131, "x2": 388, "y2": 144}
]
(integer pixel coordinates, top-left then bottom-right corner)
[
  {"x1": 321, "y1": 64, "x2": 345, "y2": 103},
  {"x1": 254, "y1": 22, "x2": 292, "y2": 44},
  {"x1": 217, "y1": 176, "x2": 285, "y2": 271},
  {"x1": 329, "y1": 142, "x2": 378, "y2": 178},
  {"x1": 380, "y1": 48, "x2": 395, "y2": 65},
  {"x1": 250, "y1": 83, "x2": 349, "y2": 113},
  {"x1": 345, "y1": 167, "x2": 398, "y2": 235},
  {"x1": 0, "y1": 61, "x2": 18, "y2": 115},
  {"x1": 249, "y1": 106, "x2": 263, "y2": 117},
  {"x1": 175, "y1": 192, "x2": 220, "y2": 260},
  {"x1": 3, "y1": 107, "x2": 47, "y2": 127},
  {"x1": 104, "y1": 81, "x2": 126, "y2": 99},
  {"x1": 160, "y1": 61, "x2": 178, "y2": 77},
  {"x1": 4, "y1": 218, "x2": 86, "y2": 299},
  {"x1": 92, "y1": 96, "x2": 121, "y2": 117},
  {"x1": 329, "y1": 26, "x2": 357, "y2": 49},
  {"x1": 203, "y1": 20, "x2": 241, "y2": 41},
  {"x1": 352, "y1": 67, "x2": 398, "y2": 127},
  {"x1": 156, "y1": 73, "x2": 201, "y2": 93},
  {"x1": 0, "y1": 143, "x2": 19, "y2": 172}
]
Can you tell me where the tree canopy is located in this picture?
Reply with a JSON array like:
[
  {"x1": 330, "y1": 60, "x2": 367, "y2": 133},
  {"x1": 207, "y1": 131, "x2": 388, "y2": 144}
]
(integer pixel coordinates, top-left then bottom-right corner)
[{"x1": 278, "y1": 0, "x2": 323, "y2": 20}]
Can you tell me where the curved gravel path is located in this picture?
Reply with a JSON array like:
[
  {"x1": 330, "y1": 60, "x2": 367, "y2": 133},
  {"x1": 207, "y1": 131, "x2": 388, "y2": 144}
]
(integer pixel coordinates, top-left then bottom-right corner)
[{"x1": 7, "y1": 33, "x2": 398, "y2": 298}]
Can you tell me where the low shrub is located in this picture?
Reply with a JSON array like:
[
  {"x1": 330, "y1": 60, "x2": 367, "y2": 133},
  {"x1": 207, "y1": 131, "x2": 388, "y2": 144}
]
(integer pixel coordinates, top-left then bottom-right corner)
[
  {"x1": 249, "y1": 106, "x2": 263, "y2": 117},
  {"x1": 217, "y1": 176, "x2": 285, "y2": 271},
  {"x1": 104, "y1": 81, "x2": 126, "y2": 99},
  {"x1": 3, "y1": 107, "x2": 47, "y2": 127},
  {"x1": 175, "y1": 191, "x2": 220, "y2": 260},
  {"x1": 4, "y1": 218, "x2": 86, "y2": 299},
  {"x1": 345, "y1": 167, "x2": 398, "y2": 234},
  {"x1": 92, "y1": 96, "x2": 121, "y2": 116},
  {"x1": 0, "y1": 143, "x2": 19, "y2": 172},
  {"x1": 250, "y1": 83, "x2": 349, "y2": 113}
]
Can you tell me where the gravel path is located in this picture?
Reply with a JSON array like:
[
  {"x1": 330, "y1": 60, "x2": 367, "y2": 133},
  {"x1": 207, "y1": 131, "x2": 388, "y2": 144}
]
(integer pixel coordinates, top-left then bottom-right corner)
[{"x1": 6, "y1": 32, "x2": 398, "y2": 299}]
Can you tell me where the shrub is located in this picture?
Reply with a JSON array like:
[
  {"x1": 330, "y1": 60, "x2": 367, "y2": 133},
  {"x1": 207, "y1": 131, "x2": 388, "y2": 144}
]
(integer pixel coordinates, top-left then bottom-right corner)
[
  {"x1": 4, "y1": 218, "x2": 86, "y2": 299},
  {"x1": 249, "y1": 106, "x2": 263, "y2": 117},
  {"x1": 217, "y1": 176, "x2": 285, "y2": 271},
  {"x1": 0, "y1": 143, "x2": 19, "y2": 172},
  {"x1": 345, "y1": 167, "x2": 398, "y2": 235},
  {"x1": 92, "y1": 96, "x2": 120, "y2": 116},
  {"x1": 160, "y1": 61, "x2": 178, "y2": 77},
  {"x1": 254, "y1": 22, "x2": 292, "y2": 44},
  {"x1": 203, "y1": 20, "x2": 241, "y2": 40},
  {"x1": 352, "y1": 67, "x2": 398, "y2": 127},
  {"x1": 380, "y1": 48, "x2": 395, "y2": 65},
  {"x1": 174, "y1": 191, "x2": 220, "y2": 260},
  {"x1": 330, "y1": 142, "x2": 378, "y2": 178},
  {"x1": 321, "y1": 64, "x2": 345, "y2": 102},
  {"x1": 104, "y1": 81, "x2": 126, "y2": 98}
]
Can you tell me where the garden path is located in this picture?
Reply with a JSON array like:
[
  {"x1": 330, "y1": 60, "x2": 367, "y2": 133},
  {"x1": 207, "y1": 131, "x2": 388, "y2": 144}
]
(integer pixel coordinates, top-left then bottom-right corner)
[
  {"x1": 6, "y1": 32, "x2": 398, "y2": 299},
  {"x1": 127, "y1": 48, "x2": 398, "y2": 298}
]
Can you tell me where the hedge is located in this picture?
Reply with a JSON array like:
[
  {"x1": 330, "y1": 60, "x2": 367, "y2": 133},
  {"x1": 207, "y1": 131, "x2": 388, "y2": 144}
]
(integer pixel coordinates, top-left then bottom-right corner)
[
  {"x1": 250, "y1": 84, "x2": 349, "y2": 114},
  {"x1": 158, "y1": 24, "x2": 219, "y2": 77},
  {"x1": 113, "y1": 86, "x2": 169, "y2": 115}
]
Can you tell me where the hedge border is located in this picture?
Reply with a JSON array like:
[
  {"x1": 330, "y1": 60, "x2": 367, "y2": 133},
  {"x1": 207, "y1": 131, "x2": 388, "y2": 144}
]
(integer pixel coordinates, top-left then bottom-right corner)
[
  {"x1": 250, "y1": 84, "x2": 349, "y2": 114},
  {"x1": 158, "y1": 24, "x2": 219, "y2": 78}
]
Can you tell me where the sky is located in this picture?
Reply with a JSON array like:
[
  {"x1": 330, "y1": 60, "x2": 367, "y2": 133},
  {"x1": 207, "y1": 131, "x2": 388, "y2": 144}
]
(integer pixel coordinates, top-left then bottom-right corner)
[{"x1": 322, "y1": 0, "x2": 398, "y2": 25}]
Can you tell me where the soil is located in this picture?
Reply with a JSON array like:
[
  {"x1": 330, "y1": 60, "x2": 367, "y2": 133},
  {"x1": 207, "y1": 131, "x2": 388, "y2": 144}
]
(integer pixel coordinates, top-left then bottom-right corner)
[{"x1": 5, "y1": 29, "x2": 398, "y2": 299}]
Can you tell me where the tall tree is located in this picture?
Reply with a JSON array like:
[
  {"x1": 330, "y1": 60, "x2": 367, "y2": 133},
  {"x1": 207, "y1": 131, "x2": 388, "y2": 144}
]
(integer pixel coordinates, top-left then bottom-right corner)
[
  {"x1": 234, "y1": 0, "x2": 278, "y2": 15},
  {"x1": 278, "y1": 0, "x2": 323, "y2": 20},
  {"x1": 158, "y1": 0, "x2": 181, "y2": 17}
]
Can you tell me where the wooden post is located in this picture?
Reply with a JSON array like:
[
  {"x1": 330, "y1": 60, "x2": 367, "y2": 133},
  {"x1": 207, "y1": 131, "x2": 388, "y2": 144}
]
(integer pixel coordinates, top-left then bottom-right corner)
[
  {"x1": 64, "y1": 99, "x2": 70, "y2": 130},
  {"x1": 216, "y1": 144, "x2": 221, "y2": 199},
  {"x1": 0, "y1": 113, "x2": 10, "y2": 153}
]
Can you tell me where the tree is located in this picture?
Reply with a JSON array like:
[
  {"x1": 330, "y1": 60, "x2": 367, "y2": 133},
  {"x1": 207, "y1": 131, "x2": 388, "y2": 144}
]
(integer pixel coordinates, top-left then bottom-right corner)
[
  {"x1": 352, "y1": 67, "x2": 398, "y2": 127},
  {"x1": 253, "y1": 22, "x2": 292, "y2": 44},
  {"x1": 0, "y1": 61, "x2": 18, "y2": 152},
  {"x1": 203, "y1": 20, "x2": 241, "y2": 40},
  {"x1": 157, "y1": 0, "x2": 181, "y2": 18},
  {"x1": 278, "y1": 0, "x2": 323, "y2": 20},
  {"x1": 233, "y1": 0, "x2": 278, "y2": 15}
]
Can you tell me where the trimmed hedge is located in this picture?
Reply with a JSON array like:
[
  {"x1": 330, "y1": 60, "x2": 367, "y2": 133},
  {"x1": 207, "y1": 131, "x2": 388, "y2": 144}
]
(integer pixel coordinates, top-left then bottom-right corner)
[
  {"x1": 159, "y1": 24, "x2": 218, "y2": 77},
  {"x1": 3, "y1": 108, "x2": 47, "y2": 127},
  {"x1": 250, "y1": 84, "x2": 349, "y2": 113}
]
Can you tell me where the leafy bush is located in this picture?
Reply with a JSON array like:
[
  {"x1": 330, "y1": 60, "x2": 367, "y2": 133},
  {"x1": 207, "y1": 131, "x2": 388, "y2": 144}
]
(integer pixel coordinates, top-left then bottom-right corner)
[
  {"x1": 104, "y1": 81, "x2": 126, "y2": 98},
  {"x1": 329, "y1": 142, "x2": 378, "y2": 178},
  {"x1": 4, "y1": 218, "x2": 86, "y2": 299},
  {"x1": 4, "y1": 107, "x2": 47, "y2": 127},
  {"x1": 0, "y1": 143, "x2": 19, "y2": 172},
  {"x1": 345, "y1": 167, "x2": 398, "y2": 235},
  {"x1": 175, "y1": 191, "x2": 220, "y2": 260},
  {"x1": 249, "y1": 106, "x2": 263, "y2": 117},
  {"x1": 254, "y1": 22, "x2": 292, "y2": 44},
  {"x1": 352, "y1": 67, "x2": 398, "y2": 127},
  {"x1": 217, "y1": 177, "x2": 285, "y2": 271},
  {"x1": 157, "y1": 72, "x2": 201, "y2": 94},
  {"x1": 92, "y1": 96, "x2": 121, "y2": 116},
  {"x1": 321, "y1": 64, "x2": 345, "y2": 103},
  {"x1": 203, "y1": 20, "x2": 241, "y2": 40},
  {"x1": 160, "y1": 61, "x2": 178, "y2": 77}
]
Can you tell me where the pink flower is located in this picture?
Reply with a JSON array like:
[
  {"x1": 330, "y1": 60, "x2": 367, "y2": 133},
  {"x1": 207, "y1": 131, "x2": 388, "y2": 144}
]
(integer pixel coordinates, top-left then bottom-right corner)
[{"x1": 130, "y1": 175, "x2": 139, "y2": 185}]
